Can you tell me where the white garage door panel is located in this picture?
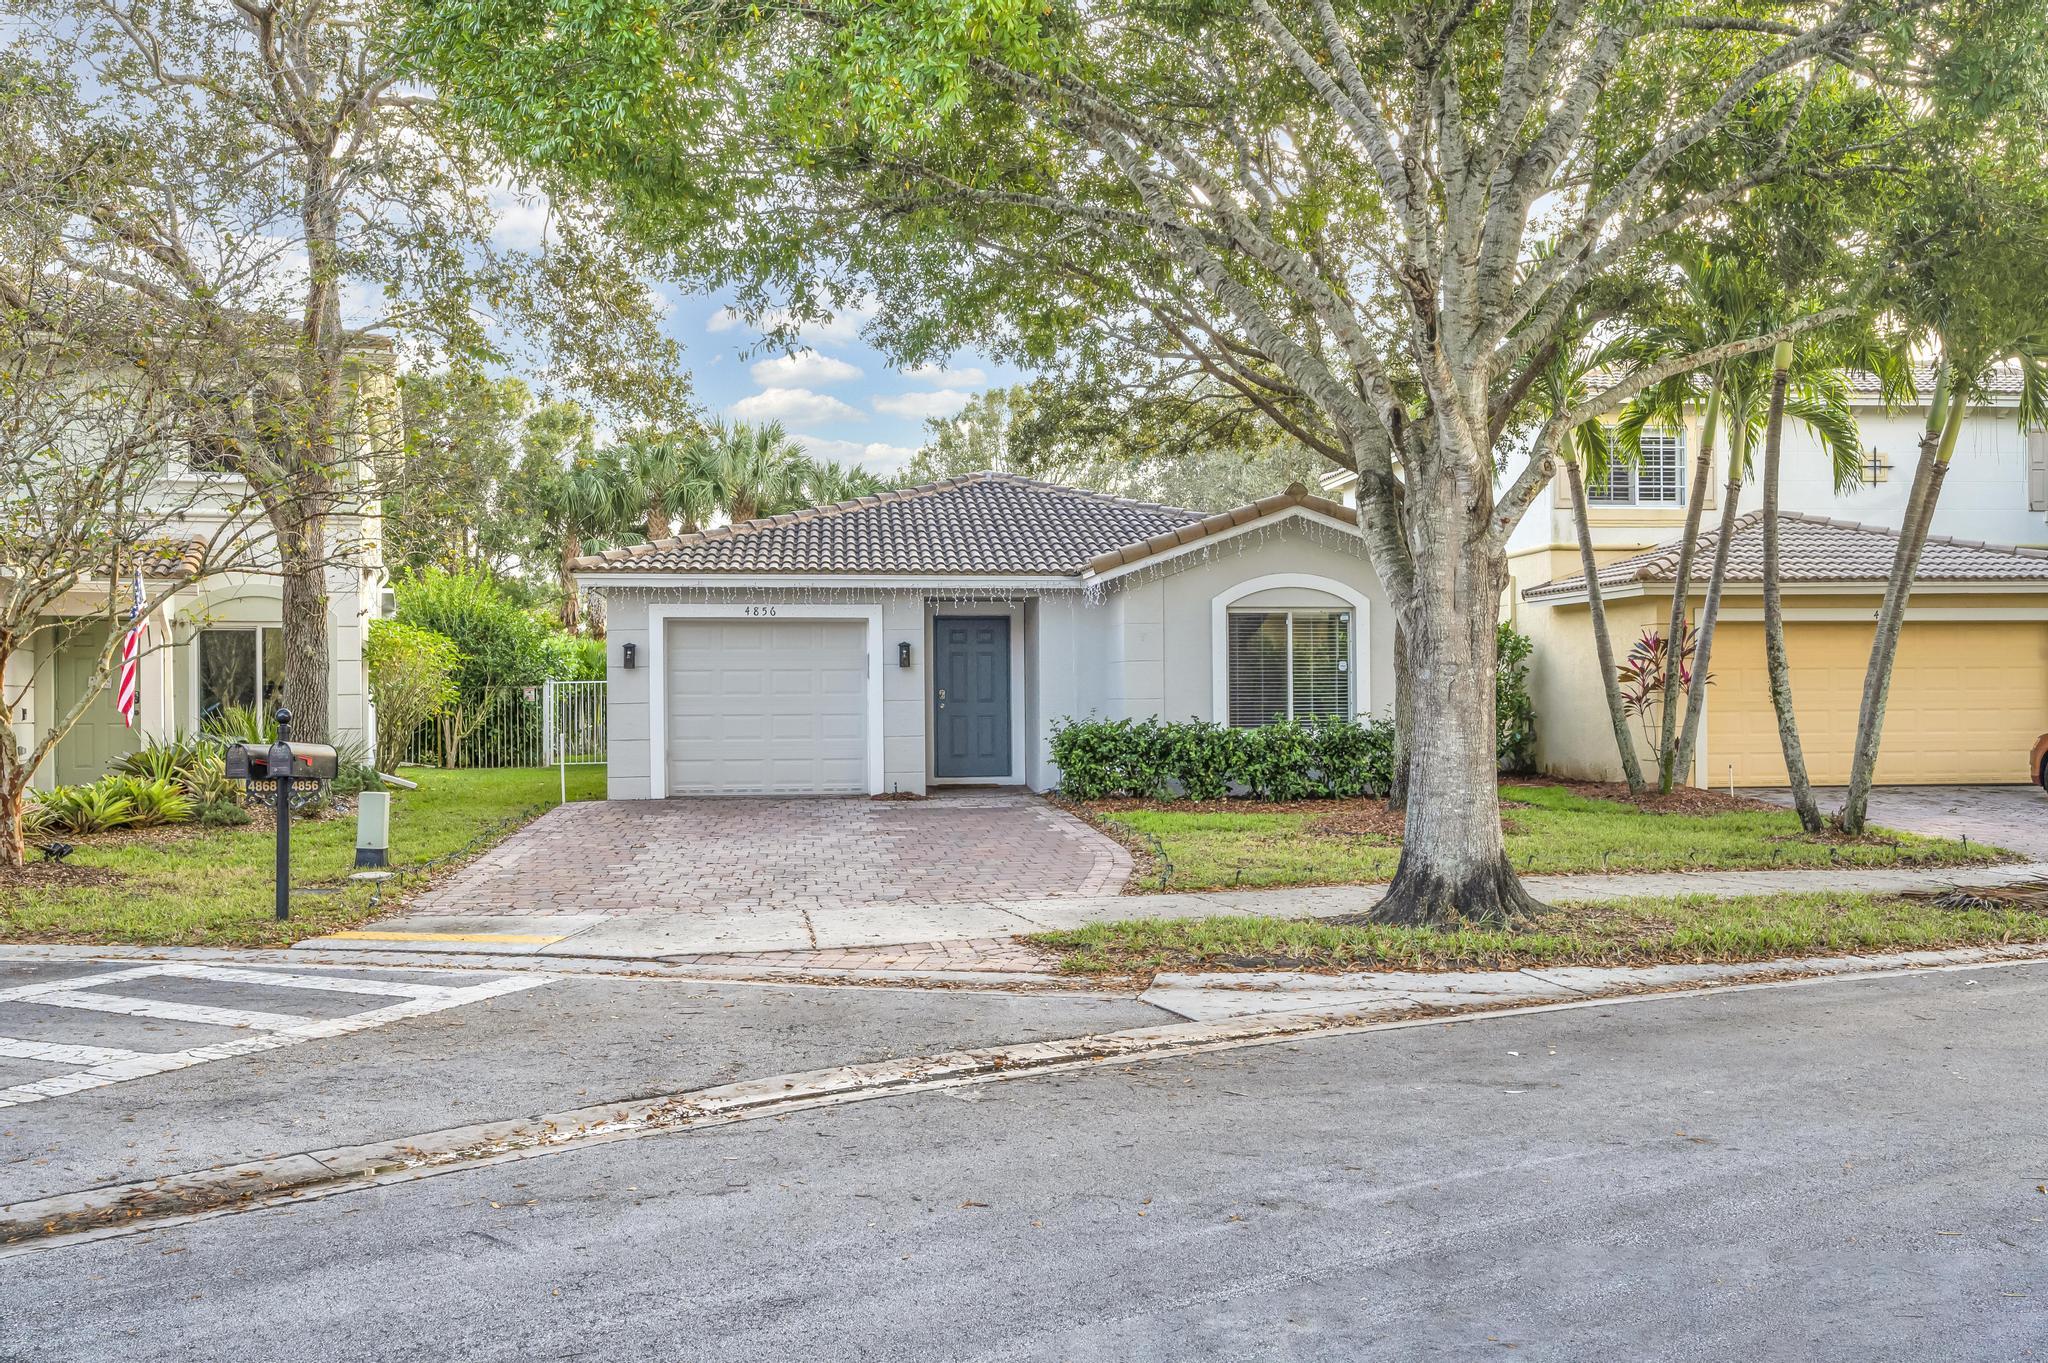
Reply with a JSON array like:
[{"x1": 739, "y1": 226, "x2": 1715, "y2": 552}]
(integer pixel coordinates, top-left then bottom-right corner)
[{"x1": 665, "y1": 618, "x2": 869, "y2": 795}]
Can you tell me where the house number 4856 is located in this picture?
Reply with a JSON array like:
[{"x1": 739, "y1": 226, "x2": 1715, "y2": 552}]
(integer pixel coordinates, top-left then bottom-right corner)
[{"x1": 743, "y1": 605, "x2": 779, "y2": 617}]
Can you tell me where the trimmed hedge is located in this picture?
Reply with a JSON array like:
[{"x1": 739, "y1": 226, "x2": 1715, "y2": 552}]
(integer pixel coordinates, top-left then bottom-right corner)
[{"x1": 1049, "y1": 715, "x2": 1398, "y2": 801}]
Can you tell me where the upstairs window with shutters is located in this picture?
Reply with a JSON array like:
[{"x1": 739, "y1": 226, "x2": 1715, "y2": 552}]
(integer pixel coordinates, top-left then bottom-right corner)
[
  {"x1": 1227, "y1": 609, "x2": 1351, "y2": 726},
  {"x1": 1586, "y1": 427, "x2": 1686, "y2": 506}
]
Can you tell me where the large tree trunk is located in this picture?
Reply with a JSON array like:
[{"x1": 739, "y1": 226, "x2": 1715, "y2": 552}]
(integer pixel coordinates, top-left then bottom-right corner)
[
  {"x1": 1360, "y1": 515, "x2": 1541, "y2": 930},
  {"x1": 1656, "y1": 381, "x2": 1721, "y2": 791},
  {"x1": 279, "y1": 157, "x2": 345, "y2": 745},
  {"x1": 1758, "y1": 349, "x2": 1823, "y2": 832},
  {"x1": 1565, "y1": 458, "x2": 1647, "y2": 795},
  {"x1": 1840, "y1": 393, "x2": 1962, "y2": 833},
  {"x1": 1388, "y1": 624, "x2": 1412, "y2": 810},
  {"x1": 278, "y1": 510, "x2": 332, "y2": 743},
  {"x1": 1673, "y1": 427, "x2": 1748, "y2": 790},
  {"x1": 645, "y1": 500, "x2": 667, "y2": 541}
]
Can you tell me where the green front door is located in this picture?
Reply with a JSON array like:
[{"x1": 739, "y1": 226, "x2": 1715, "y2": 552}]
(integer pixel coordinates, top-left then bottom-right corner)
[{"x1": 53, "y1": 629, "x2": 137, "y2": 784}]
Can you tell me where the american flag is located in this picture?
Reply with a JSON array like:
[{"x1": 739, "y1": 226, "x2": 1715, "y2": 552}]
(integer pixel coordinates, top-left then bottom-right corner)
[{"x1": 116, "y1": 568, "x2": 144, "y2": 729}]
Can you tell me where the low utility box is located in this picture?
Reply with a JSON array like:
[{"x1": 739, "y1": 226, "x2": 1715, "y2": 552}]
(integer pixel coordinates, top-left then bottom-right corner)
[{"x1": 355, "y1": 791, "x2": 391, "y2": 868}]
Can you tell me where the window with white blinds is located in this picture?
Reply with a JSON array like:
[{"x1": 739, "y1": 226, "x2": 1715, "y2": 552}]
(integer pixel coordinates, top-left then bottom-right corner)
[
  {"x1": 1586, "y1": 427, "x2": 1685, "y2": 506},
  {"x1": 1227, "y1": 609, "x2": 1351, "y2": 726}
]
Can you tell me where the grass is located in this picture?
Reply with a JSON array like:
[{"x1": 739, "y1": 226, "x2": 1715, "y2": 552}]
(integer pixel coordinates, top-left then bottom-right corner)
[
  {"x1": 2, "y1": 765, "x2": 606, "y2": 948},
  {"x1": 1033, "y1": 891, "x2": 2048, "y2": 975},
  {"x1": 1097, "y1": 783, "x2": 2006, "y2": 892}
]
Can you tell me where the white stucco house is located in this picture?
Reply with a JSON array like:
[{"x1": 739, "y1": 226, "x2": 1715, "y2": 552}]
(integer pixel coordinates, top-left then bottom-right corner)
[
  {"x1": 5, "y1": 347, "x2": 395, "y2": 789},
  {"x1": 576, "y1": 473, "x2": 1395, "y2": 797}
]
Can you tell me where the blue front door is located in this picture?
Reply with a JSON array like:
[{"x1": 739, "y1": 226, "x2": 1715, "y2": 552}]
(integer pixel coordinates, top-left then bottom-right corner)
[{"x1": 934, "y1": 616, "x2": 1011, "y2": 779}]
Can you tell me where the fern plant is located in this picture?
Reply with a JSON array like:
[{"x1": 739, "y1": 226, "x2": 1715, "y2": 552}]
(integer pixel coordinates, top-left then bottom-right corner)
[{"x1": 203, "y1": 704, "x2": 278, "y2": 746}]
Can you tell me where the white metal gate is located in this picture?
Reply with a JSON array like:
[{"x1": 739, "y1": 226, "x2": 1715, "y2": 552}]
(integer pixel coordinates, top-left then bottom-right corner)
[{"x1": 544, "y1": 678, "x2": 607, "y2": 803}]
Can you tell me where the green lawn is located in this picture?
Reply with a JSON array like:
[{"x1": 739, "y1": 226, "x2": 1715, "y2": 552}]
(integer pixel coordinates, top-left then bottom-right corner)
[
  {"x1": 1034, "y1": 891, "x2": 2048, "y2": 975},
  {"x1": 2, "y1": 765, "x2": 606, "y2": 947},
  {"x1": 1096, "y1": 783, "x2": 2005, "y2": 892}
]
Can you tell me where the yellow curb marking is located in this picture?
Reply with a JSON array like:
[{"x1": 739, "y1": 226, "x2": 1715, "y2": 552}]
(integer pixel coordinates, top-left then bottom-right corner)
[{"x1": 321, "y1": 931, "x2": 566, "y2": 945}]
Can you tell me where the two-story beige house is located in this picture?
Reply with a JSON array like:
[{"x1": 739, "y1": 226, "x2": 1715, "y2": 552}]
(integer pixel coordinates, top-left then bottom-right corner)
[{"x1": 1324, "y1": 368, "x2": 2048, "y2": 787}]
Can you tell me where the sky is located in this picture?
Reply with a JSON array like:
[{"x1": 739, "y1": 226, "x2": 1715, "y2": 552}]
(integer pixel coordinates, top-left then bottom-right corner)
[{"x1": 650, "y1": 281, "x2": 1021, "y2": 476}]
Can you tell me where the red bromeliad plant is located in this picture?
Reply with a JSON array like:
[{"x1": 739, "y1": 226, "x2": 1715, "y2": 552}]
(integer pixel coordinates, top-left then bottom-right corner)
[{"x1": 1618, "y1": 625, "x2": 1711, "y2": 755}]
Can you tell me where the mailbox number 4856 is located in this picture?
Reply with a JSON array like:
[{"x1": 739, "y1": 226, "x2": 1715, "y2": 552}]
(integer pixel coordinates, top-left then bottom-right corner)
[{"x1": 743, "y1": 605, "x2": 778, "y2": 617}]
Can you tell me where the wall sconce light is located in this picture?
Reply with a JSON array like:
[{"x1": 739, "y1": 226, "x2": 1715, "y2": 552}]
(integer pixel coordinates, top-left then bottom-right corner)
[
  {"x1": 622, "y1": 642, "x2": 638, "y2": 670},
  {"x1": 898, "y1": 640, "x2": 913, "y2": 669}
]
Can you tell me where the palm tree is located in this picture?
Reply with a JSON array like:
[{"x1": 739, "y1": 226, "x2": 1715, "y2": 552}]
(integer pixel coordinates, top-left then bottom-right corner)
[
  {"x1": 536, "y1": 451, "x2": 637, "y2": 633},
  {"x1": 1611, "y1": 247, "x2": 1767, "y2": 792},
  {"x1": 800, "y1": 457, "x2": 890, "y2": 505},
  {"x1": 1840, "y1": 341, "x2": 2048, "y2": 830},
  {"x1": 623, "y1": 431, "x2": 715, "y2": 540},
  {"x1": 1537, "y1": 334, "x2": 1648, "y2": 795},
  {"x1": 1619, "y1": 253, "x2": 1875, "y2": 798},
  {"x1": 702, "y1": 419, "x2": 809, "y2": 523}
]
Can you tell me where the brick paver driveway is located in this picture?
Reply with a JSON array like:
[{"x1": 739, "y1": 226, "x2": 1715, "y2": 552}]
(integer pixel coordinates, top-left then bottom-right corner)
[
  {"x1": 1753, "y1": 784, "x2": 2048, "y2": 859},
  {"x1": 409, "y1": 793, "x2": 1132, "y2": 917}
]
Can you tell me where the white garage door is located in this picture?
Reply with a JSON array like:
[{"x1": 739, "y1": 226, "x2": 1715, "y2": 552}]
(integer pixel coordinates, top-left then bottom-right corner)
[{"x1": 665, "y1": 618, "x2": 868, "y2": 795}]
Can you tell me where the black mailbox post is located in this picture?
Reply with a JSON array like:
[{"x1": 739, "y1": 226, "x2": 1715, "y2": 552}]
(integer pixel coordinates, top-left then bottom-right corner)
[{"x1": 221, "y1": 708, "x2": 337, "y2": 922}]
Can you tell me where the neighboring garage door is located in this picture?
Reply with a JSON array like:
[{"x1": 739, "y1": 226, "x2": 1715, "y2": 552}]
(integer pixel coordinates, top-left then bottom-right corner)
[
  {"x1": 664, "y1": 618, "x2": 868, "y2": 795},
  {"x1": 1710, "y1": 620, "x2": 2048, "y2": 786}
]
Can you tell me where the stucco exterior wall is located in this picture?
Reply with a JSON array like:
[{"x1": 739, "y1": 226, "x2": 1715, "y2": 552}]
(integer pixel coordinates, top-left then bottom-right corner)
[{"x1": 590, "y1": 517, "x2": 1397, "y2": 799}]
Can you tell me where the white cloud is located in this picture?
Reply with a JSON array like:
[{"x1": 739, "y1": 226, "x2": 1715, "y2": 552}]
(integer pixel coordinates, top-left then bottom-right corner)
[
  {"x1": 749, "y1": 349, "x2": 863, "y2": 386},
  {"x1": 795, "y1": 435, "x2": 920, "y2": 472},
  {"x1": 873, "y1": 389, "x2": 974, "y2": 420},
  {"x1": 708, "y1": 301, "x2": 874, "y2": 344},
  {"x1": 901, "y1": 362, "x2": 989, "y2": 387},
  {"x1": 729, "y1": 387, "x2": 865, "y2": 427},
  {"x1": 489, "y1": 184, "x2": 554, "y2": 251}
]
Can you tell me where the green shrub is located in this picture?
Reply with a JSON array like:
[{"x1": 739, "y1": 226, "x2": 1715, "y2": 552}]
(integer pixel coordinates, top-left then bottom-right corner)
[
  {"x1": 103, "y1": 775, "x2": 195, "y2": 827},
  {"x1": 34, "y1": 783, "x2": 138, "y2": 834},
  {"x1": 366, "y1": 619, "x2": 464, "y2": 770},
  {"x1": 1497, "y1": 621, "x2": 1538, "y2": 774},
  {"x1": 1050, "y1": 714, "x2": 1397, "y2": 801},
  {"x1": 198, "y1": 799, "x2": 253, "y2": 827}
]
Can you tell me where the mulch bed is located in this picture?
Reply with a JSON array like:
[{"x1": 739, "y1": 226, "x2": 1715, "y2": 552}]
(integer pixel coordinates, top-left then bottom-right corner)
[
  {"x1": 0, "y1": 860, "x2": 127, "y2": 890},
  {"x1": 1506, "y1": 776, "x2": 1783, "y2": 815}
]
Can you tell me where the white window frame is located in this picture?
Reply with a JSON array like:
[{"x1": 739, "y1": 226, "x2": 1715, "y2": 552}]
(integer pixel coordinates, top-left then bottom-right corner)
[
  {"x1": 1586, "y1": 426, "x2": 1687, "y2": 507},
  {"x1": 1209, "y1": 574, "x2": 1372, "y2": 725}
]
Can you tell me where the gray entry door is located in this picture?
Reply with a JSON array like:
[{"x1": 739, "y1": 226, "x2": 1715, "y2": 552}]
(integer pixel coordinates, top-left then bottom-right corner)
[{"x1": 933, "y1": 616, "x2": 1011, "y2": 779}]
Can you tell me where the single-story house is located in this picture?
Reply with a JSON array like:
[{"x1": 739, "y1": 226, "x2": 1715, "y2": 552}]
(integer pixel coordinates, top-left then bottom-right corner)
[
  {"x1": 575, "y1": 472, "x2": 1395, "y2": 797},
  {"x1": 1521, "y1": 511, "x2": 2048, "y2": 786}
]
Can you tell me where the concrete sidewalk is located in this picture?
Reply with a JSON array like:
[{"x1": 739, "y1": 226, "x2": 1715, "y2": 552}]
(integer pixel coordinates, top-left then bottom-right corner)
[{"x1": 295, "y1": 856, "x2": 2048, "y2": 963}]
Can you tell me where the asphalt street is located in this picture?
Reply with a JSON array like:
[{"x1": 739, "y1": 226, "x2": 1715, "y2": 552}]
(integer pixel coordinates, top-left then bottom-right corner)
[{"x1": 3, "y1": 964, "x2": 2043, "y2": 1361}]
